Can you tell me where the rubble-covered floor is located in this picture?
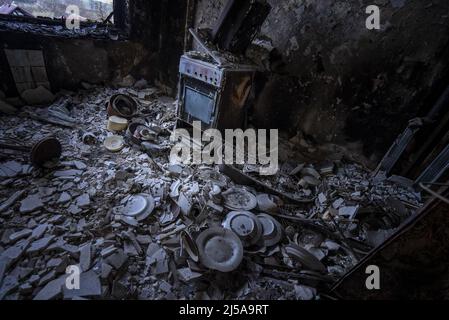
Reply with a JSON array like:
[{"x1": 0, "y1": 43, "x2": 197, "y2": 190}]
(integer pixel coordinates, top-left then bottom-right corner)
[{"x1": 0, "y1": 86, "x2": 423, "y2": 300}]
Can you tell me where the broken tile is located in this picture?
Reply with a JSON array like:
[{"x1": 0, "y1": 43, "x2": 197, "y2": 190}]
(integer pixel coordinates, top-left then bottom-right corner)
[
  {"x1": 27, "y1": 236, "x2": 55, "y2": 254},
  {"x1": 57, "y1": 192, "x2": 71, "y2": 204},
  {"x1": 9, "y1": 229, "x2": 32, "y2": 243},
  {"x1": 0, "y1": 190, "x2": 25, "y2": 213},
  {"x1": 31, "y1": 224, "x2": 48, "y2": 240},
  {"x1": 76, "y1": 194, "x2": 90, "y2": 208},
  {"x1": 63, "y1": 270, "x2": 101, "y2": 299},
  {"x1": 79, "y1": 243, "x2": 92, "y2": 272},
  {"x1": 33, "y1": 275, "x2": 66, "y2": 300},
  {"x1": 177, "y1": 268, "x2": 202, "y2": 282},
  {"x1": 20, "y1": 194, "x2": 44, "y2": 213}
]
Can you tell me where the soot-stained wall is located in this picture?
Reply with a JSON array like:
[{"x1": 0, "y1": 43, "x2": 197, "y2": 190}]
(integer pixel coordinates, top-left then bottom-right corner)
[
  {"x1": 194, "y1": 0, "x2": 449, "y2": 167},
  {"x1": 129, "y1": 0, "x2": 188, "y2": 94},
  {"x1": 0, "y1": 31, "x2": 149, "y2": 96},
  {"x1": 1, "y1": 0, "x2": 187, "y2": 97}
]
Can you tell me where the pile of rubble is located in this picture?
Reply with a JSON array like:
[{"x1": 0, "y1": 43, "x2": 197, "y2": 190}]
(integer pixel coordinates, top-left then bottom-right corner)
[{"x1": 0, "y1": 85, "x2": 422, "y2": 300}]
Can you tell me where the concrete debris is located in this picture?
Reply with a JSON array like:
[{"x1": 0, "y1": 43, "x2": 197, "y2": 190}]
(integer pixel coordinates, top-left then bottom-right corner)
[
  {"x1": 21, "y1": 86, "x2": 55, "y2": 105},
  {"x1": 0, "y1": 86, "x2": 422, "y2": 300}
]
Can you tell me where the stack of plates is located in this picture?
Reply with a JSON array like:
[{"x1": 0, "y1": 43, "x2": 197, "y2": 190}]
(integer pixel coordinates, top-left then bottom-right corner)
[
  {"x1": 223, "y1": 211, "x2": 284, "y2": 248},
  {"x1": 196, "y1": 227, "x2": 243, "y2": 272},
  {"x1": 223, "y1": 211, "x2": 263, "y2": 247}
]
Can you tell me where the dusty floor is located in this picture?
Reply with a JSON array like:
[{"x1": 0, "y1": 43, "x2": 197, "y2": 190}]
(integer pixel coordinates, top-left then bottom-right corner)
[{"x1": 0, "y1": 85, "x2": 422, "y2": 300}]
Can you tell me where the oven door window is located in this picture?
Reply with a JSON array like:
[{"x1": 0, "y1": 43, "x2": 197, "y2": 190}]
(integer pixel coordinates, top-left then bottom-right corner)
[{"x1": 184, "y1": 86, "x2": 215, "y2": 124}]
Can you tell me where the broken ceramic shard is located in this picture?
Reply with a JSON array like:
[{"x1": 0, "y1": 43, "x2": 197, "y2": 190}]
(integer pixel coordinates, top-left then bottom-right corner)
[
  {"x1": 120, "y1": 193, "x2": 155, "y2": 222},
  {"x1": 284, "y1": 243, "x2": 326, "y2": 273},
  {"x1": 222, "y1": 187, "x2": 257, "y2": 211},
  {"x1": 257, "y1": 213, "x2": 284, "y2": 247},
  {"x1": 19, "y1": 194, "x2": 44, "y2": 213},
  {"x1": 256, "y1": 193, "x2": 283, "y2": 214}
]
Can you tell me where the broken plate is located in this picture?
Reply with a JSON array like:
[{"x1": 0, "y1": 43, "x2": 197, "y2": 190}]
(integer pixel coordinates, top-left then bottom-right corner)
[
  {"x1": 256, "y1": 194, "x2": 283, "y2": 214},
  {"x1": 196, "y1": 227, "x2": 243, "y2": 272},
  {"x1": 197, "y1": 169, "x2": 229, "y2": 188},
  {"x1": 257, "y1": 213, "x2": 284, "y2": 247},
  {"x1": 180, "y1": 230, "x2": 199, "y2": 262},
  {"x1": 284, "y1": 243, "x2": 326, "y2": 273},
  {"x1": 223, "y1": 211, "x2": 263, "y2": 247},
  {"x1": 121, "y1": 194, "x2": 155, "y2": 221},
  {"x1": 222, "y1": 187, "x2": 257, "y2": 211}
]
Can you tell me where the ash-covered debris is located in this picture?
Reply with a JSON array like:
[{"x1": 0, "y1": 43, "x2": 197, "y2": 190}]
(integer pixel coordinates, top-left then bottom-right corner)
[
  {"x1": 0, "y1": 85, "x2": 422, "y2": 300},
  {"x1": 0, "y1": 16, "x2": 122, "y2": 40}
]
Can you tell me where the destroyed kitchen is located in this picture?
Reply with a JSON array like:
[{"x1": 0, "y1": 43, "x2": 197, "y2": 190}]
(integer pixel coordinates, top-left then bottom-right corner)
[{"x1": 1, "y1": 0, "x2": 449, "y2": 306}]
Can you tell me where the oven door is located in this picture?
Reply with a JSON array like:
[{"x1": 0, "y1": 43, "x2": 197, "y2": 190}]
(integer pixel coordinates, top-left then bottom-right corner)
[{"x1": 180, "y1": 77, "x2": 219, "y2": 128}]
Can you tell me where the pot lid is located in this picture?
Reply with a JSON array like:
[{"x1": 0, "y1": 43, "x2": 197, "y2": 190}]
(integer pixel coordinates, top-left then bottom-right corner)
[
  {"x1": 284, "y1": 243, "x2": 326, "y2": 273},
  {"x1": 257, "y1": 213, "x2": 284, "y2": 247},
  {"x1": 196, "y1": 227, "x2": 243, "y2": 272},
  {"x1": 223, "y1": 211, "x2": 263, "y2": 247},
  {"x1": 122, "y1": 193, "x2": 155, "y2": 221},
  {"x1": 222, "y1": 187, "x2": 257, "y2": 211}
]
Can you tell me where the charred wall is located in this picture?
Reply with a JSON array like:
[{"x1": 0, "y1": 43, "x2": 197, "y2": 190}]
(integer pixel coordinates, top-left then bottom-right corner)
[
  {"x1": 193, "y1": 0, "x2": 449, "y2": 167},
  {"x1": 129, "y1": 0, "x2": 188, "y2": 94},
  {"x1": 0, "y1": 31, "x2": 149, "y2": 96},
  {"x1": 1, "y1": 0, "x2": 188, "y2": 97}
]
